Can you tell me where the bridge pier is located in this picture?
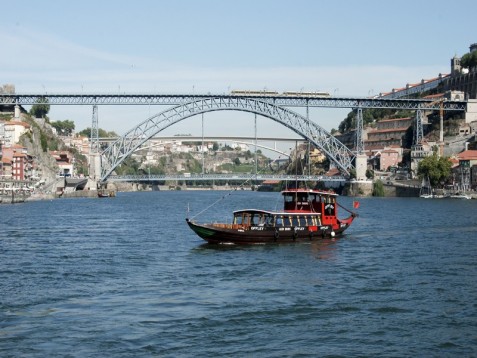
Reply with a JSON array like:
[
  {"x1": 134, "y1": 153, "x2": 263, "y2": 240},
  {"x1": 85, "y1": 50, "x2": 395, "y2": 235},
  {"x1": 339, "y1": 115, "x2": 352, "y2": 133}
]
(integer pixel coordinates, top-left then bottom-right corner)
[{"x1": 355, "y1": 153, "x2": 367, "y2": 181}]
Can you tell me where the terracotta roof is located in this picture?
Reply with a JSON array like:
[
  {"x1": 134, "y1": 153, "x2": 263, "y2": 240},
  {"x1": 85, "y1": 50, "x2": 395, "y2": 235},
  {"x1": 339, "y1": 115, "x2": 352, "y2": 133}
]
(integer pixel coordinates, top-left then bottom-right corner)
[
  {"x1": 324, "y1": 168, "x2": 341, "y2": 177},
  {"x1": 422, "y1": 93, "x2": 444, "y2": 99},
  {"x1": 10, "y1": 144, "x2": 26, "y2": 149},
  {"x1": 368, "y1": 127, "x2": 408, "y2": 134},
  {"x1": 378, "y1": 117, "x2": 411, "y2": 123},
  {"x1": 5, "y1": 121, "x2": 30, "y2": 128},
  {"x1": 262, "y1": 180, "x2": 280, "y2": 185},
  {"x1": 457, "y1": 150, "x2": 477, "y2": 160}
]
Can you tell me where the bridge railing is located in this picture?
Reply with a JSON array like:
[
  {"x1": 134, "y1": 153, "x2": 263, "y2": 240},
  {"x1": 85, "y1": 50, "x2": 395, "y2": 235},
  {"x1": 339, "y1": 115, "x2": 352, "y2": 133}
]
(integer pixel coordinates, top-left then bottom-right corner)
[
  {"x1": 107, "y1": 173, "x2": 347, "y2": 182},
  {"x1": 0, "y1": 93, "x2": 467, "y2": 111}
]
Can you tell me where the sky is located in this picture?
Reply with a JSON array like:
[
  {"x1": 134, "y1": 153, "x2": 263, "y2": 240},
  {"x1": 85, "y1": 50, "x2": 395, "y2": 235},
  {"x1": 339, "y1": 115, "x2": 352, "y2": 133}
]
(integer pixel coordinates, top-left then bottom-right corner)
[{"x1": 1, "y1": 0, "x2": 476, "y2": 140}]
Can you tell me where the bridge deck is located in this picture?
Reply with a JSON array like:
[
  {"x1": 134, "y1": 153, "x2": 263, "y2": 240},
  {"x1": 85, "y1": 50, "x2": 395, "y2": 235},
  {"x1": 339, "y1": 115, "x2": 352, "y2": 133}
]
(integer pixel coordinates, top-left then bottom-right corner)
[
  {"x1": 1, "y1": 93, "x2": 467, "y2": 110},
  {"x1": 108, "y1": 174, "x2": 346, "y2": 182}
]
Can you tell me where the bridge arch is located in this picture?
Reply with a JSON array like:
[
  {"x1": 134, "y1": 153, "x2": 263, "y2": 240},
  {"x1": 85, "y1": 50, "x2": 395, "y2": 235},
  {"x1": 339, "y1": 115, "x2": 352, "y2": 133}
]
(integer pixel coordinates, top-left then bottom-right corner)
[{"x1": 100, "y1": 97, "x2": 355, "y2": 182}]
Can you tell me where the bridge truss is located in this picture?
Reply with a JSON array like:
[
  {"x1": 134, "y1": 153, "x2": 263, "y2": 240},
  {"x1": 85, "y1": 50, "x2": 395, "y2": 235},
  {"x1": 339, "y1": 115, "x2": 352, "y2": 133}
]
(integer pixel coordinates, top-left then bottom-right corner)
[
  {"x1": 1, "y1": 93, "x2": 467, "y2": 111},
  {"x1": 100, "y1": 97, "x2": 355, "y2": 182},
  {"x1": 107, "y1": 173, "x2": 346, "y2": 182}
]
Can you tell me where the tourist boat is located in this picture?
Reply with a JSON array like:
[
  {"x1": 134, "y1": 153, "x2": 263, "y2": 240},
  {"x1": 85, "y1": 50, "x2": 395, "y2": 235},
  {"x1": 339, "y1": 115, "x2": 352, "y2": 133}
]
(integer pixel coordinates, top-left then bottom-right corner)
[{"x1": 186, "y1": 188, "x2": 357, "y2": 244}]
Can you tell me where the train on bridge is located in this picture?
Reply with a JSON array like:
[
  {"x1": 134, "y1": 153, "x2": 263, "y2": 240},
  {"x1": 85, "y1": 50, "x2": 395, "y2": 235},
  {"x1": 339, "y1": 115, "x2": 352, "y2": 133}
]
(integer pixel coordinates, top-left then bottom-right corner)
[{"x1": 230, "y1": 90, "x2": 331, "y2": 97}]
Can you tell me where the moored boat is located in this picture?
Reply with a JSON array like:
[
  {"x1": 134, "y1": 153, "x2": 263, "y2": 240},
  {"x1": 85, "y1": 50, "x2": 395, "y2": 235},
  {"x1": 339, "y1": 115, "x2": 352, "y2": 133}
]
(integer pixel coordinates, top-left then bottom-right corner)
[
  {"x1": 448, "y1": 192, "x2": 471, "y2": 199},
  {"x1": 186, "y1": 188, "x2": 357, "y2": 244}
]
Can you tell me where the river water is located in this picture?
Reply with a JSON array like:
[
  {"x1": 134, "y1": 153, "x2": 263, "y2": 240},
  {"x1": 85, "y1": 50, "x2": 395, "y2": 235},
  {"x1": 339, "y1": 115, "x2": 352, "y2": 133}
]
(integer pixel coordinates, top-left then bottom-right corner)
[{"x1": 1, "y1": 191, "x2": 476, "y2": 357}]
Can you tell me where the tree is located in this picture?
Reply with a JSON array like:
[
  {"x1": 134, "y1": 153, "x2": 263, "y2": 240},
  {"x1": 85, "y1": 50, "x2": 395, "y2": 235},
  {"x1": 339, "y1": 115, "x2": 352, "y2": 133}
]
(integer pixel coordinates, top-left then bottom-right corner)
[
  {"x1": 461, "y1": 51, "x2": 477, "y2": 70},
  {"x1": 51, "y1": 120, "x2": 75, "y2": 136},
  {"x1": 78, "y1": 127, "x2": 117, "y2": 138},
  {"x1": 30, "y1": 97, "x2": 50, "y2": 118},
  {"x1": 417, "y1": 153, "x2": 452, "y2": 187},
  {"x1": 372, "y1": 179, "x2": 385, "y2": 197}
]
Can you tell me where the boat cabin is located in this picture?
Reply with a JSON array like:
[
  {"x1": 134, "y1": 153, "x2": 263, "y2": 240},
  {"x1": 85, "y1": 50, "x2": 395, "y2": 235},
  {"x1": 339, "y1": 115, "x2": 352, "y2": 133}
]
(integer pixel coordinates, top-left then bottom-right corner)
[
  {"x1": 232, "y1": 209, "x2": 322, "y2": 228},
  {"x1": 283, "y1": 189, "x2": 336, "y2": 212}
]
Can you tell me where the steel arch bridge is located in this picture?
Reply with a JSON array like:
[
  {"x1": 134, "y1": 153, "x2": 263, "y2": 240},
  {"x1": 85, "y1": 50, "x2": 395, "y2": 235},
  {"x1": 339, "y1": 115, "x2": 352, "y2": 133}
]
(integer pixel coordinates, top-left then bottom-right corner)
[{"x1": 99, "y1": 97, "x2": 355, "y2": 182}]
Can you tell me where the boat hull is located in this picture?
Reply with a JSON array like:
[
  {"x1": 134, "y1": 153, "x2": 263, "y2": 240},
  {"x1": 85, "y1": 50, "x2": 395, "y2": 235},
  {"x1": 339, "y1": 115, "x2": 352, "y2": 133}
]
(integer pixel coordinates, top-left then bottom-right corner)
[{"x1": 186, "y1": 218, "x2": 354, "y2": 245}]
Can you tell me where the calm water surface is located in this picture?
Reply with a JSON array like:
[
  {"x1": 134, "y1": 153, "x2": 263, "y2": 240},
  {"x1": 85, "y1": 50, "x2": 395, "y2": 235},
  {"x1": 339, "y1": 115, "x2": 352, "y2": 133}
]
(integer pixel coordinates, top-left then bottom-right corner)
[{"x1": 1, "y1": 191, "x2": 477, "y2": 357}]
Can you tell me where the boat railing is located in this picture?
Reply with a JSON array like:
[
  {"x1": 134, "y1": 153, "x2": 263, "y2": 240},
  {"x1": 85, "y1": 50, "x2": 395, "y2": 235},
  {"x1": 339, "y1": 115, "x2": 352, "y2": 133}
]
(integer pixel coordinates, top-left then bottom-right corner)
[{"x1": 212, "y1": 223, "x2": 244, "y2": 230}]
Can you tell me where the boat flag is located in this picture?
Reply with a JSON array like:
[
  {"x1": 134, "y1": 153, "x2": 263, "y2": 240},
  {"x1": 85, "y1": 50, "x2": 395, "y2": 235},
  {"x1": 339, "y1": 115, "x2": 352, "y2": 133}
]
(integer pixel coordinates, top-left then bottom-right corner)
[{"x1": 353, "y1": 201, "x2": 360, "y2": 209}]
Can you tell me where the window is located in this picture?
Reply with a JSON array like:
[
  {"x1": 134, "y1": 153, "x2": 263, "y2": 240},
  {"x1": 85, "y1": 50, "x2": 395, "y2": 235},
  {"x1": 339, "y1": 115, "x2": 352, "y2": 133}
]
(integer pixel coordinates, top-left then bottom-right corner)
[
  {"x1": 283, "y1": 216, "x2": 291, "y2": 226},
  {"x1": 234, "y1": 214, "x2": 243, "y2": 225}
]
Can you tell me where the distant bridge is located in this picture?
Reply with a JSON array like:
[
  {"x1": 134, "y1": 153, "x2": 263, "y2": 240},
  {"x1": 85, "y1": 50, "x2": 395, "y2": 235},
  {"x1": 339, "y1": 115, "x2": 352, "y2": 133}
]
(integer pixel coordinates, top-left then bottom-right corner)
[
  {"x1": 98, "y1": 135, "x2": 303, "y2": 143},
  {"x1": 107, "y1": 173, "x2": 347, "y2": 182}
]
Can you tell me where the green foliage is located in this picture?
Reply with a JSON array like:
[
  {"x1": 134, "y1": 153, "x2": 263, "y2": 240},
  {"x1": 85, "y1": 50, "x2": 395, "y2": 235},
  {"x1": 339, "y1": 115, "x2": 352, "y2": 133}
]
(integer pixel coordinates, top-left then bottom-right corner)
[
  {"x1": 30, "y1": 97, "x2": 50, "y2": 118},
  {"x1": 51, "y1": 120, "x2": 75, "y2": 136},
  {"x1": 372, "y1": 180, "x2": 385, "y2": 197},
  {"x1": 115, "y1": 157, "x2": 141, "y2": 175},
  {"x1": 417, "y1": 153, "x2": 452, "y2": 187},
  {"x1": 40, "y1": 131, "x2": 48, "y2": 152},
  {"x1": 234, "y1": 157, "x2": 241, "y2": 165},
  {"x1": 338, "y1": 108, "x2": 412, "y2": 133},
  {"x1": 366, "y1": 169, "x2": 374, "y2": 179},
  {"x1": 221, "y1": 144, "x2": 234, "y2": 151},
  {"x1": 78, "y1": 127, "x2": 118, "y2": 138},
  {"x1": 349, "y1": 168, "x2": 356, "y2": 179},
  {"x1": 461, "y1": 51, "x2": 477, "y2": 69}
]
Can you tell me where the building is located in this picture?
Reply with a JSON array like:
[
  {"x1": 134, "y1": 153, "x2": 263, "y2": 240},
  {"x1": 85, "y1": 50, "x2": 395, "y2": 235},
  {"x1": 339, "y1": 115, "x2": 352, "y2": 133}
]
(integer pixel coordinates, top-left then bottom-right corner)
[
  {"x1": 50, "y1": 151, "x2": 74, "y2": 177},
  {"x1": 379, "y1": 148, "x2": 401, "y2": 171},
  {"x1": 365, "y1": 117, "x2": 412, "y2": 150},
  {"x1": 446, "y1": 43, "x2": 477, "y2": 99},
  {"x1": 454, "y1": 149, "x2": 477, "y2": 190},
  {"x1": 61, "y1": 135, "x2": 90, "y2": 156},
  {"x1": 3, "y1": 120, "x2": 31, "y2": 147},
  {"x1": 1, "y1": 145, "x2": 33, "y2": 180}
]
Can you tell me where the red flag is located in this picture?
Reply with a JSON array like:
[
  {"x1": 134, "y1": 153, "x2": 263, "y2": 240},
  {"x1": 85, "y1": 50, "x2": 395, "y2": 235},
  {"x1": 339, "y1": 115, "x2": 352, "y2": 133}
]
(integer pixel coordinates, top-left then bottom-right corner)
[{"x1": 353, "y1": 201, "x2": 360, "y2": 209}]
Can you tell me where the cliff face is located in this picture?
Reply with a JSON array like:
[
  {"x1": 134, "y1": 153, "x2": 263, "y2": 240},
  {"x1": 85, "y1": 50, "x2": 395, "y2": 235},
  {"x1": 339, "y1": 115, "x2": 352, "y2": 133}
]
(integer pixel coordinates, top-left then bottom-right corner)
[{"x1": 18, "y1": 115, "x2": 59, "y2": 184}]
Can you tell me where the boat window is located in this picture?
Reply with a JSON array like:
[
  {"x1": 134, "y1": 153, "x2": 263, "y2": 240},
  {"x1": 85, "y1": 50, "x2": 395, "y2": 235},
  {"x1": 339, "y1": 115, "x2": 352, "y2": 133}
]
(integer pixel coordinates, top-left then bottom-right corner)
[
  {"x1": 284, "y1": 195, "x2": 294, "y2": 202},
  {"x1": 283, "y1": 216, "x2": 291, "y2": 226},
  {"x1": 243, "y1": 214, "x2": 251, "y2": 225},
  {"x1": 251, "y1": 214, "x2": 260, "y2": 226},
  {"x1": 299, "y1": 216, "x2": 308, "y2": 226},
  {"x1": 291, "y1": 216, "x2": 299, "y2": 226},
  {"x1": 264, "y1": 215, "x2": 273, "y2": 226},
  {"x1": 300, "y1": 194, "x2": 309, "y2": 201},
  {"x1": 234, "y1": 213, "x2": 243, "y2": 225},
  {"x1": 275, "y1": 216, "x2": 283, "y2": 227}
]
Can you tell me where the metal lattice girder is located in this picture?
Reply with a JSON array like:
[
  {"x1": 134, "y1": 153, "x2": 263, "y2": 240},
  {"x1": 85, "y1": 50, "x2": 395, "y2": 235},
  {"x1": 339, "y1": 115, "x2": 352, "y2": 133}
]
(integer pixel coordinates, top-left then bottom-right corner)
[
  {"x1": 107, "y1": 174, "x2": 347, "y2": 182},
  {"x1": 100, "y1": 97, "x2": 356, "y2": 182},
  {"x1": 90, "y1": 105, "x2": 99, "y2": 153},
  {"x1": 414, "y1": 108, "x2": 424, "y2": 146},
  {"x1": 355, "y1": 107, "x2": 364, "y2": 154},
  {"x1": 0, "y1": 93, "x2": 467, "y2": 111}
]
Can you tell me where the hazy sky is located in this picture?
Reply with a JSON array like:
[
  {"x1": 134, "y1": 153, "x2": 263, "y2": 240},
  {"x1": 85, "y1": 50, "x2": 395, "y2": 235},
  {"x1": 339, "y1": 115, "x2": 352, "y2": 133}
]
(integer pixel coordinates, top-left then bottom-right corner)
[{"x1": 2, "y1": 0, "x2": 476, "y2": 138}]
